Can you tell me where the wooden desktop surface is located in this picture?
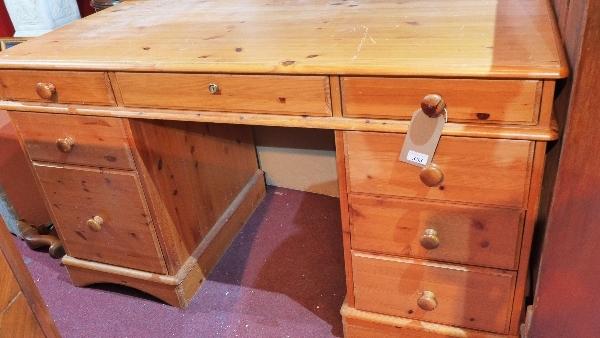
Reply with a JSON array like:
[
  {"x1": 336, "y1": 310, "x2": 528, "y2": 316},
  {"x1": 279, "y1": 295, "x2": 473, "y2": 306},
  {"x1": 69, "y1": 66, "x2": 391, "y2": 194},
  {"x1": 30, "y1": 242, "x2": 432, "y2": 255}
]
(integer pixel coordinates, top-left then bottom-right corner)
[{"x1": 0, "y1": 0, "x2": 566, "y2": 78}]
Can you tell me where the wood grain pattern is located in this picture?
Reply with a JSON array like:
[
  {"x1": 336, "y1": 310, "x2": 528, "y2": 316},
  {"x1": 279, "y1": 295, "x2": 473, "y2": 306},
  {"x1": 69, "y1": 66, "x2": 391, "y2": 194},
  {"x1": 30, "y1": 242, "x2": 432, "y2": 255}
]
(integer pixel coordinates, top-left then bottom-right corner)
[
  {"x1": 115, "y1": 73, "x2": 332, "y2": 116},
  {"x1": 1, "y1": 102, "x2": 561, "y2": 141},
  {"x1": 193, "y1": 170, "x2": 266, "y2": 284},
  {"x1": 0, "y1": 70, "x2": 114, "y2": 105},
  {"x1": 0, "y1": 294, "x2": 44, "y2": 338},
  {"x1": 352, "y1": 251, "x2": 516, "y2": 333},
  {"x1": 537, "y1": 81, "x2": 556, "y2": 128},
  {"x1": 128, "y1": 120, "x2": 259, "y2": 273},
  {"x1": 0, "y1": 0, "x2": 567, "y2": 332},
  {"x1": 0, "y1": 215, "x2": 60, "y2": 338},
  {"x1": 345, "y1": 131, "x2": 533, "y2": 207},
  {"x1": 349, "y1": 194, "x2": 524, "y2": 270},
  {"x1": 335, "y1": 130, "x2": 355, "y2": 306},
  {"x1": 0, "y1": 246, "x2": 21, "y2": 311},
  {"x1": 122, "y1": 121, "x2": 190, "y2": 274},
  {"x1": 508, "y1": 141, "x2": 546, "y2": 334},
  {"x1": 0, "y1": 110, "x2": 51, "y2": 227},
  {"x1": 63, "y1": 257, "x2": 187, "y2": 306},
  {"x1": 529, "y1": 1, "x2": 600, "y2": 337},
  {"x1": 61, "y1": 169, "x2": 265, "y2": 307},
  {"x1": 0, "y1": 0, "x2": 566, "y2": 78},
  {"x1": 10, "y1": 111, "x2": 135, "y2": 170},
  {"x1": 342, "y1": 301, "x2": 511, "y2": 338},
  {"x1": 329, "y1": 76, "x2": 343, "y2": 117},
  {"x1": 342, "y1": 78, "x2": 541, "y2": 124},
  {"x1": 33, "y1": 163, "x2": 167, "y2": 274}
]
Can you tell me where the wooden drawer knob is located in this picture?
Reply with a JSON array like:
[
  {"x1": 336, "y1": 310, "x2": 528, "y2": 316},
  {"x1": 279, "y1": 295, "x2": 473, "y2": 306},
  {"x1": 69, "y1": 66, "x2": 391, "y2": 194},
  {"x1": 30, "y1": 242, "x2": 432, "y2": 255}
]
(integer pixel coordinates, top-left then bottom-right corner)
[
  {"x1": 208, "y1": 83, "x2": 220, "y2": 94},
  {"x1": 35, "y1": 82, "x2": 56, "y2": 100},
  {"x1": 417, "y1": 291, "x2": 438, "y2": 311},
  {"x1": 421, "y1": 94, "x2": 446, "y2": 118},
  {"x1": 420, "y1": 228, "x2": 440, "y2": 250},
  {"x1": 56, "y1": 136, "x2": 75, "y2": 153},
  {"x1": 419, "y1": 164, "x2": 444, "y2": 187},
  {"x1": 86, "y1": 216, "x2": 104, "y2": 232}
]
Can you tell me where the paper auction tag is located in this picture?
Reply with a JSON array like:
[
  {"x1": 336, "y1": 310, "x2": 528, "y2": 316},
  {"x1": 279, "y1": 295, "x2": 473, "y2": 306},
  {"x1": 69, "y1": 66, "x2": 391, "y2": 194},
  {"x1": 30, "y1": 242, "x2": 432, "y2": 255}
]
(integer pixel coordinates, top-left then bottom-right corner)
[{"x1": 399, "y1": 109, "x2": 446, "y2": 167}]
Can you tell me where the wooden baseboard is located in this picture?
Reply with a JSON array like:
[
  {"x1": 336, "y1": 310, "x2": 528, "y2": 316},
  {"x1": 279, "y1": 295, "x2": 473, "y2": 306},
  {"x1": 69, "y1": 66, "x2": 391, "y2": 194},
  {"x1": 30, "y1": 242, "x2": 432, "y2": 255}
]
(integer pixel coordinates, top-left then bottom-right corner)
[
  {"x1": 62, "y1": 170, "x2": 266, "y2": 307},
  {"x1": 341, "y1": 300, "x2": 514, "y2": 338}
]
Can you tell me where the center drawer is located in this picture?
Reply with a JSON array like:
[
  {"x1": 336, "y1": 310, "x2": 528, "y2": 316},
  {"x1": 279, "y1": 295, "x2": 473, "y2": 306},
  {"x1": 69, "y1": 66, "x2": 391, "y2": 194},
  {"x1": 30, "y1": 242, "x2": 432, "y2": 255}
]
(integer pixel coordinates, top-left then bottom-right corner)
[
  {"x1": 33, "y1": 163, "x2": 166, "y2": 274},
  {"x1": 352, "y1": 251, "x2": 516, "y2": 333},
  {"x1": 344, "y1": 131, "x2": 533, "y2": 207},
  {"x1": 115, "y1": 72, "x2": 332, "y2": 116}
]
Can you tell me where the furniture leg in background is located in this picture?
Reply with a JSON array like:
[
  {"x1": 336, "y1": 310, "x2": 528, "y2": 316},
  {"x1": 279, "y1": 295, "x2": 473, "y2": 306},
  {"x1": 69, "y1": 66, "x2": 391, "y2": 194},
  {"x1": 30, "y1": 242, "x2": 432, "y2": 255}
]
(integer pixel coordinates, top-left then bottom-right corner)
[{"x1": 0, "y1": 109, "x2": 63, "y2": 259}]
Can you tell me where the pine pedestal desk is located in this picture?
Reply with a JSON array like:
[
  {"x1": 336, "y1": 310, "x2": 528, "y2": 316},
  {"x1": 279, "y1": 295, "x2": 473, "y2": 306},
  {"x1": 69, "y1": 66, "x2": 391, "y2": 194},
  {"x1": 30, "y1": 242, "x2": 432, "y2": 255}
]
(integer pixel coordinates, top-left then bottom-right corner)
[{"x1": 0, "y1": 1, "x2": 566, "y2": 337}]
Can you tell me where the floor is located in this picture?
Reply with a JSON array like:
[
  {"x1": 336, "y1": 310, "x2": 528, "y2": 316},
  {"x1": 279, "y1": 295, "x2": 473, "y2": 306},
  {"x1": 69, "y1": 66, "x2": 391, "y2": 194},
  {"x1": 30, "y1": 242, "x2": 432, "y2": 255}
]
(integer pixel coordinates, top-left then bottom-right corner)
[{"x1": 15, "y1": 187, "x2": 346, "y2": 338}]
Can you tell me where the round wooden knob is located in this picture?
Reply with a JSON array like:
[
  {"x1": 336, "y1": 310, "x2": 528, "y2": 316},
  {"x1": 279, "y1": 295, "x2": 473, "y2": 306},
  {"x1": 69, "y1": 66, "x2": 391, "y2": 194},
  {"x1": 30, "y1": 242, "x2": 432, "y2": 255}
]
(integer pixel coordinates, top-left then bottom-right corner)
[
  {"x1": 208, "y1": 83, "x2": 219, "y2": 94},
  {"x1": 420, "y1": 228, "x2": 440, "y2": 250},
  {"x1": 417, "y1": 291, "x2": 438, "y2": 311},
  {"x1": 56, "y1": 136, "x2": 75, "y2": 153},
  {"x1": 35, "y1": 82, "x2": 56, "y2": 100},
  {"x1": 421, "y1": 94, "x2": 446, "y2": 118},
  {"x1": 86, "y1": 216, "x2": 104, "y2": 232},
  {"x1": 419, "y1": 164, "x2": 444, "y2": 187}
]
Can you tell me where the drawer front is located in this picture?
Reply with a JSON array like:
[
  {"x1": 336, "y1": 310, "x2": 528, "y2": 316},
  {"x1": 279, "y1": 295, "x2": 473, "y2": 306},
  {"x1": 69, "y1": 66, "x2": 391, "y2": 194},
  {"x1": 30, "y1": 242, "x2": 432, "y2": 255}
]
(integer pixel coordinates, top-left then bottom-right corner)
[
  {"x1": 352, "y1": 252, "x2": 515, "y2": 333},
  {"x1": 34, "y1": 163, "x2": 166, "y2": 274},
  {"x1": 349, "y1": 194, "x2": 523, "y2": 270},
  {"x1": 345, "y1": 131, "x2": 532, "y2": 207},
  {"x1": 115, "y1": 72, "x2": 332, "y2": 116},
  {"x1": 0, "y1": 70, "x2": 115, "y2": 105},
  {"x1": 10, "y1": 112, "x2": 134, "y2": 170},
  {"x1": 342, "y1": 77, "x2": 540, "y2": 124}
]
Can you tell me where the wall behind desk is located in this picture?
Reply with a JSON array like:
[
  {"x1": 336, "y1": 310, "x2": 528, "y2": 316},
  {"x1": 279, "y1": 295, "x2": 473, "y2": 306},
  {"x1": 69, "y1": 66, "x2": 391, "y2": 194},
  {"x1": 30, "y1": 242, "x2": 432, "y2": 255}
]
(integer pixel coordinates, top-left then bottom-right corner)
[{"x1": 254, "y1": 127, "x2": 338, "y2": 197}]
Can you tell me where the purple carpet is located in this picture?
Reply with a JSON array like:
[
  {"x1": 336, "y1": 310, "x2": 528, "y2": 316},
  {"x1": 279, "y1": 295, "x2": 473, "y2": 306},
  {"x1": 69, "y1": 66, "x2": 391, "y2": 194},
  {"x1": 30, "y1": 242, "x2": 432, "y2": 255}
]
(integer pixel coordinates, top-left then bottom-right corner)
[{"x1": 15, "y1": 187, "x2": 346, "y2": 337}]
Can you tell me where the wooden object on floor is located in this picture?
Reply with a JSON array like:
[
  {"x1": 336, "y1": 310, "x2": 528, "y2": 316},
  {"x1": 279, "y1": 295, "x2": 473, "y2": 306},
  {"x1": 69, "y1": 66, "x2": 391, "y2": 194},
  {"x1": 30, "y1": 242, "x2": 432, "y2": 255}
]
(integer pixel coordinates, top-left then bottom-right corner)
[
  {"x1": 16, "y1": 221, "x2": 64, "y2": 259},
  {"x1": 0, "y1": 216, "x2": 60, "y2": 337},
  {"x1": 0, "y1": 109, "x2": 50, "y2": 230},
  {"x1": 10, "y1": 112, "x2": 265, "y2": 307},
  {"x1": 0, "y1": 0, "x2": 566, "y2": 335},
  {"x1": 62, "y1": 168, "x2": 265, "y2": 307},
  {"x1": 527, "y1": 1, "x2": 600, "y2": 337}
]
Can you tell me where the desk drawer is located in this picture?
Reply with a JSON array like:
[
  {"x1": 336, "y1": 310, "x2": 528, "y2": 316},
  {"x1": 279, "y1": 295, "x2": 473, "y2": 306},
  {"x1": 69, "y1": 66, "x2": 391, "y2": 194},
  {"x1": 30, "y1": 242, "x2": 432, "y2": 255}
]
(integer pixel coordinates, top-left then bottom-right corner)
[
  {"x1": 0, "y1": 70, "x2": 115, "y2": 105},
  {"x1": 34, "y1": 163, "x2": 166, "y2": 274},
  {"x1": 10, "y1": 112, "x2": 134, "y2": 170},
  {"x1": 352, "y1": 252, "x2": 515, "y2": 333},
  {"x1": 115, "y1": 73, "x2": 332, "y2": 116},
  {"x1": 349, "y1": 194, "x2": 523, "y2": 270},
  {"x1": 341, "y1": 77, "x2": 540, "y2": 124},
  {"x1": 345, "y1": 131, "x2": 532, "y2": 207}
]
